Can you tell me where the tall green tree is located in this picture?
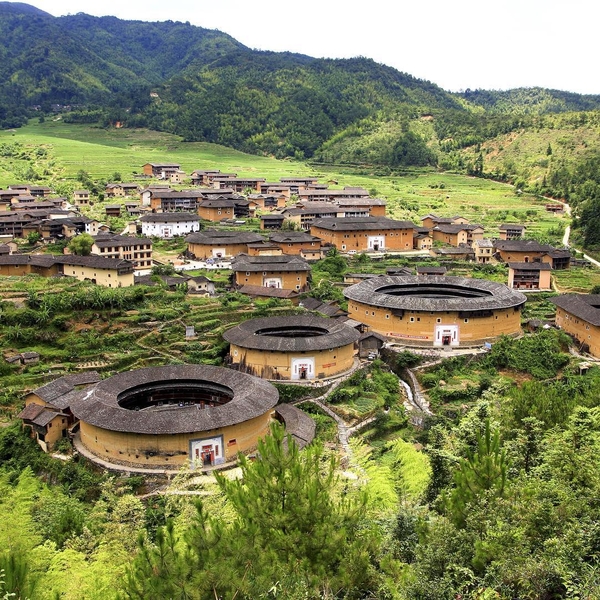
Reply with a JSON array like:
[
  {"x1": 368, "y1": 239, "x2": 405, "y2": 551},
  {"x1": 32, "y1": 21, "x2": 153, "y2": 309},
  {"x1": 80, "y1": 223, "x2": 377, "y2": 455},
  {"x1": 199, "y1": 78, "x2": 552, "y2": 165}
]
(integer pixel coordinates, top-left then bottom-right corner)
[
  {"x1": 68, "y1": 233, "x2": 94, "y2": 256},
  {"x1": 446, "y1": 419, "x2": 508, "y2": 528},
  {"x1": 125, "y1": 424, "x2": 377, "y2": 599}
]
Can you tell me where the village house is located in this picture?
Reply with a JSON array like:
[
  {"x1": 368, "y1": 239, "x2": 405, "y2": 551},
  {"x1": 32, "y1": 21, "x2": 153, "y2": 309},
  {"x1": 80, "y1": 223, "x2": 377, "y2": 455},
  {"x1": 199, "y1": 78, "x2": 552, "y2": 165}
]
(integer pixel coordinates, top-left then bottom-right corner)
[
  {"x1": 431, "y1": 223, "x2": 485, "y2": 247},
  {"x1": 358, "y1": 331, "x2": 387, "y2": 359},
  {"x1": 9, "y1": 184, "x2": 53, "y2": 198},
  {"x1": 310, "y1": 217, "x2": 417, "y2": 253},
  {"x1": 0, "y1": 189, "x2": 22, "y2": 208},
  {"x1": 499, "y1": 223, "x2": 526, "y2": 240},
  {"x1": 282, "y1": 204, "x2": 339, "y2": 230},
  {"x1": 11, "y1": 195, "x2": 37, "y2": 206},
  {"x1": 145, "y1": 189, "x2": 204, "y2": 212},
  {"x1": 212, "y1": 176, "x2": 266, "y2": 193},
  {"x1": 297, "y1": 186, "x2": 370, "y2": 203},
  {"x1": 91, "y1": 234, "x2": 153, "y2": 270},
  {"x1": 197, "y1": 198, "x2": 252, "y2": 222},
  {"x1": 473, "y1": 238, "x2": 495, "y2": 263},
  {"x1": 421, "y1": 213, "x2": 470, "y2": 232},
  {"x1": 56, "y1": 255, "x2": 136, "y2": 287},
  {"x1": 189, "y1": 170, "x2": 226, "y2": 186},
  {"x1": 260, "y1": 214, "x2": 285, "y2": 230},
  {"x1": 416, "y1": 266, "x2": 447, "y2": 276},
  {"x1": 0, "y1": 254, "x2": 135, "y2": 287},
  {"x1": 105, "y1": 183, "x2": 141, "y2": 198},
  {"x1": 18, "y1": 372, "x2": 102, "y2": 452},
  {"x1": 279, "y1": 177, "x2": 319, "y2": 194},
  {"x1": 105, "y1": 204, "x2": 122, "y2": 218},
  {"x1": 231, "y1": 254, "x2": 311, "y2": 291},
  {"x1": 73, "y1": 189, "x2": 91, "y2": 206},
  {"x1": 413, "y1": 227, "x2": 433, "y2": 250},
  {"x1": 169, "y1": 170, "x2": 187, "y2": 184},
  {"x1": 142, "y1": 163, "x2": 181, "y2": 179},
  {"x1": 334, "y1": 197, "x2": 387, "y2": 217},
  {"x1": 269, "y1": 231, "x2": 322, "y2": 255},
  {"x1": 246, "y1": 241, "x2": 284, "y2": 257},
  {"x1": 493, "y1": 240, "x2": 571, "y2": 269},
  {"x1": 247, "y1": 193, "x2": 287, "y2": 210},
  {"x1": 185, "y1": 229, "x2": 264, "y2": 260},
  {"x1": 429, "y1": 246, "x2": 476, "y2": 261},
  {"x1": 259, "y1": 183, "x2": 293, "y2": 199},
  {"x1": 139, "y1": 212, "x2": 201, "y2": 238},
  {"x1": 186, "y1": 275, "x2": 216, "y2": 296},
  {"x1": 551, "y1": 294, "x2": 600, "y2": 357},
  {"x1": 236, "y1": 284, "x2": 301, "y2": 302},
  {"x1": 508, "y1": 262, "x2": 552, "y2": 291}
]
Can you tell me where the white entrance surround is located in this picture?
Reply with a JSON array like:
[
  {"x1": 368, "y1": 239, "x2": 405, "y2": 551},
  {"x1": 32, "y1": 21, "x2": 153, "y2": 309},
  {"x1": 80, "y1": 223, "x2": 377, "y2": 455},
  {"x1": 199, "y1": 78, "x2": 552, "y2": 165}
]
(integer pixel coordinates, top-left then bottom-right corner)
[
  {"x1": 190, "y1": 435, "x2": 224, "y2": 467},
  {"x1": 263, "y1": 277, "x2": 282, "y2": 288},
  {"x1": 367, "y1": 235, "x2": 385, "y2": 251},
  {"x1": 212, "y1": 248, "x2": 226, "y2": 258},
  {"x1": 434, "y1": 325, "x2": 460, "y2": 347},
  {"x1": 291, "y1": 357, "x2": 315, "y2": 380}
]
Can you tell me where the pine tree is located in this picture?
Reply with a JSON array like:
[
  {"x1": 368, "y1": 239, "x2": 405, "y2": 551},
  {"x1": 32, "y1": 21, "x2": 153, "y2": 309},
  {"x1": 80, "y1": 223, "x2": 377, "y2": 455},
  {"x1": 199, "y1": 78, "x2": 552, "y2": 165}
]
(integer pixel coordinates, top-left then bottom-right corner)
[{"x1": 446, "y1": 419, "x2": 508, "y2": 527}]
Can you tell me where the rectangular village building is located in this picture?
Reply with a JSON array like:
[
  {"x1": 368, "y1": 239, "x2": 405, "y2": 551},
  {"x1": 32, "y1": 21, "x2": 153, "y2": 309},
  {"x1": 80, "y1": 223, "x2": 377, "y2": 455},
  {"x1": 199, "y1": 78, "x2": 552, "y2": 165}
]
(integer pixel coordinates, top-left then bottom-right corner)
[{"x1": 310, "y1": 217, "x2": 417, "y2": 252}]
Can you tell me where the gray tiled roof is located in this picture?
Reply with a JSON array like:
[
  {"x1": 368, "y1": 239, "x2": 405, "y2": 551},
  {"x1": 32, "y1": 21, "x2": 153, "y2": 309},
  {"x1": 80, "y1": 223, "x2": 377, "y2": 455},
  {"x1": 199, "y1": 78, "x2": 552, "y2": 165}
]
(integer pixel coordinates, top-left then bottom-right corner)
[
  {"x1": 69, "y1": 365, "x2": 278, "y2": 435},
  {"x1": 223, "y1": 315, "x2": 360, "y2": 352},
  {"x1": 275, "y1": 404, "x2": 316, "y2": 449},
  {"x1": 185, "y1": 229, "x2": 263, "y2": 245},
  {"x1": 344, "y1": 275, "x2": 526, "y2": 312},
  {"x1": 494, "y1": 240, "x2": 554, "y2": 252},
  {"x1": 550, "y1": 294, "x2": 600, "y2": 326},
  {"x1": 140, "y1": 213, "x2": 200, "y2": 223},
  {"x1": 231, "y1": 254, "x2": 310, "y2": 272},
  {"x1": 237, "y1": 285, "x2": 299, "y2": 298},
  {"x1": 499, "y1": 223, "x2": 525, "y2": 231},
  {"x1": 508, "y1": 262, "x2": 552, "y2": 271},
  {"x1": 269, "y1": 232, "x2": 321, "y2": 244},
  {"x1": 311, "y1": 217, "x2": 416, "y2": 231},
  {"x1": 93, "y1": 235, "x2": 152, "y2": 247},
  {"x1": 30, "y1": 372, "x2": 102, "y2": 408}
]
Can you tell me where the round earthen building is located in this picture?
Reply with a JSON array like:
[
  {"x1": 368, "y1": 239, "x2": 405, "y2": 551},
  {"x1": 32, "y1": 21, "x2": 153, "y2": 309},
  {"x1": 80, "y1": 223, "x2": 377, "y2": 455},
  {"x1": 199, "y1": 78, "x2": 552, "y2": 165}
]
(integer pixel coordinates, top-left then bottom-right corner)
[
  {"x1": 344, "y1": 275, "x2": 526, "y2": 347},
  {"x1": 223, "y1": 315, "x2": 360, "y2": 380}
]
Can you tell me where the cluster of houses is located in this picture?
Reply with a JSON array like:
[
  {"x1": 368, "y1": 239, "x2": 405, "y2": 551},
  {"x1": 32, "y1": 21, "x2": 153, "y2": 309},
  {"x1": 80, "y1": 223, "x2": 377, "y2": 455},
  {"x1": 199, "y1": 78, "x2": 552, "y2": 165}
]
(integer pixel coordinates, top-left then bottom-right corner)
[
  {"x1": 0, "y1": 165, "x2": 576, "y2": 297},
  {"x1": 11, "y1": 163, "x2": 600, "y2": 467}
]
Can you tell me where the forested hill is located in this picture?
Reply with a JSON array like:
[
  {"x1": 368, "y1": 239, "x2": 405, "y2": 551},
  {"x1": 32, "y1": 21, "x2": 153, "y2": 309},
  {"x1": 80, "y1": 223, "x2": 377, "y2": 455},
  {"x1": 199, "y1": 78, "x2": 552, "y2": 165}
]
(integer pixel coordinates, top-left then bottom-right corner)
[{"x1": 459, "y1": 87, "x2": 600, "y2": 114}]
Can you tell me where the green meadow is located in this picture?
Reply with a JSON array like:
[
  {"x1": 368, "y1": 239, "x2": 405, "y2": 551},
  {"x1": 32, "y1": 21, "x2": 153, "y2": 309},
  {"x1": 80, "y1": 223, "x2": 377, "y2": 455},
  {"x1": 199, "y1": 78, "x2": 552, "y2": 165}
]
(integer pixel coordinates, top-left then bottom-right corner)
[{"x1": 0, "y1": 120, "x2": 569, "y2": 239}]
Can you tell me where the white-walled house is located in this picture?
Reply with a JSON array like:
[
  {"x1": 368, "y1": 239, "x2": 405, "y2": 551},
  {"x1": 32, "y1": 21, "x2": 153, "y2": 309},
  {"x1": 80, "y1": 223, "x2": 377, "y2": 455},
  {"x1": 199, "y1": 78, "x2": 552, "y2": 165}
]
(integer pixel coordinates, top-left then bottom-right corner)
[{"x1": 139, "y1": 213, "x2": 201, "y2": 238}]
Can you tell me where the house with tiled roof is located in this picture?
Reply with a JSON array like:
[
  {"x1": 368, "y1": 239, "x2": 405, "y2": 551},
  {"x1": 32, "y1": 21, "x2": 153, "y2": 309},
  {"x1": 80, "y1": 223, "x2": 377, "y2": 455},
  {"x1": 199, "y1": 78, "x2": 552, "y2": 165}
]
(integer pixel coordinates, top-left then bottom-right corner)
[
  {"x1": 508, "y1": 262, "x2": 552, "y2": 290},
  {"x1": 499, "y1": 223, "x2": 526, "y2": 240},
  {"x1": 91, "y1": 234, "x2": 152, "y2": 270},
  {"x1": 231, "y1": 254, "x2": 311, "y2": 291},
  {"x1": 18, "y1": 371, "x2": 101, "y2": 452},
  {"x1": 310, "y1": 217, "x2": 417, "y2": 253},
  {"x1": 186, "y1": 229, "x2": 264, "y2": 260},
  {"x1": 140, "y1": 212, "x2": 201, "y2": 238},
  {"x1": 551, "y1": 294, "x2": 600, "y2": 356},
  {"x1": 269, "y1": 231, "x2": 322, "y2": 255},
  {"x1": 142, "y1": 163, "x2": 181, "y2": 178}
]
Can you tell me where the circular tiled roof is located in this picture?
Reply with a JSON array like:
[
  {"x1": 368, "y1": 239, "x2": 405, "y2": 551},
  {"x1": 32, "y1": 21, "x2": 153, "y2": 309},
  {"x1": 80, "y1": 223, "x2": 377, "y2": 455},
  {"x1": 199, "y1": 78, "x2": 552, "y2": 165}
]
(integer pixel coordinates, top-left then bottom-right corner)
[
  {"x1": 223, "y1": 315, "x2": 360, "y2": 352},
  {"x1": 70, "y1": 365, "x2": 278, "y2": 435},
  {"x1": 344, "y1": 275, "x2": 526, "y2": 312}
]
